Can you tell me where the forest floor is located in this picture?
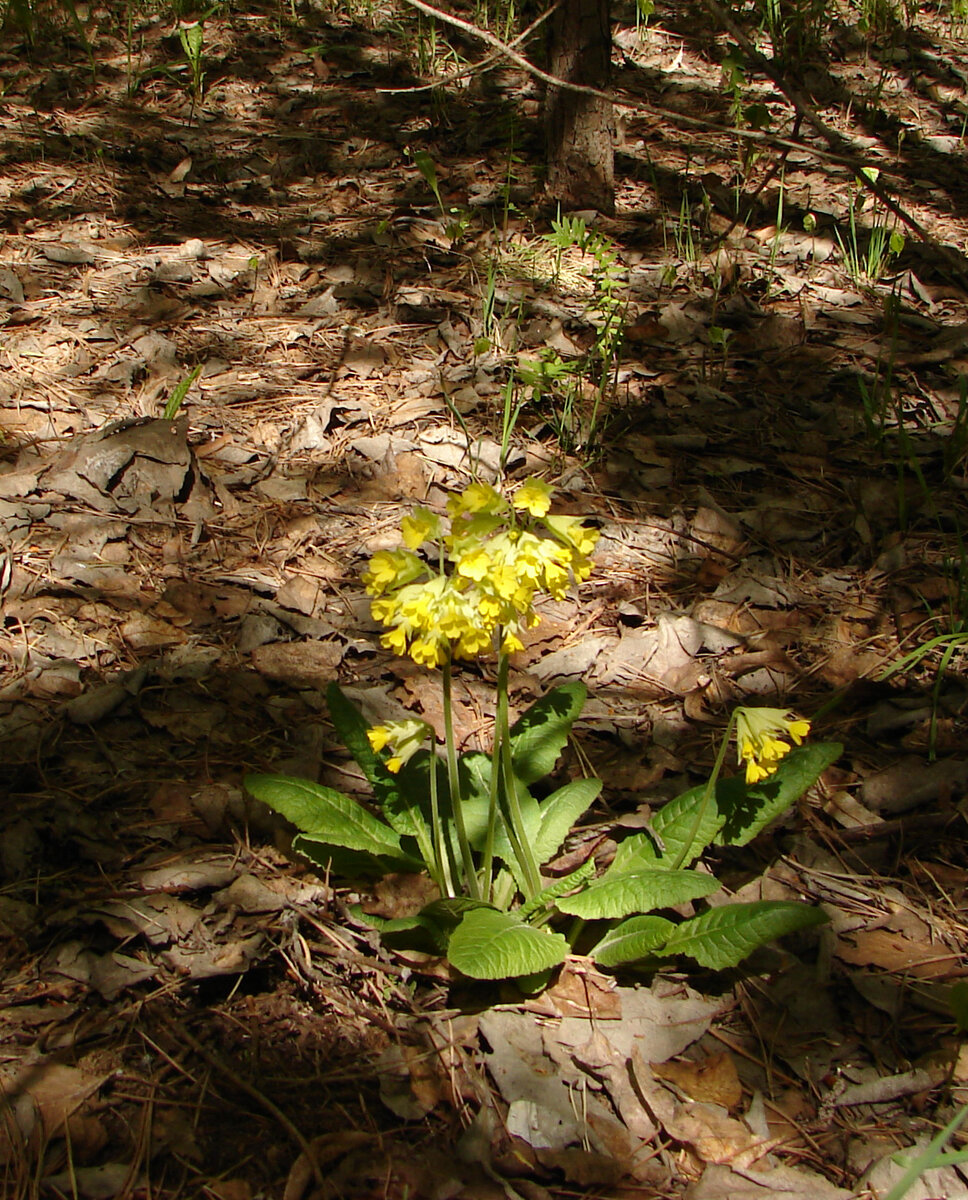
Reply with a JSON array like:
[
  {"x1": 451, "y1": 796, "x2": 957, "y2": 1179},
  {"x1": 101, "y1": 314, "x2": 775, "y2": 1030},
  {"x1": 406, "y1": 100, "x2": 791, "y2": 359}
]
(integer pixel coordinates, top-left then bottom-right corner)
[{"x1": 2, "y1": 0, "x2": 968, "y2": 1196}]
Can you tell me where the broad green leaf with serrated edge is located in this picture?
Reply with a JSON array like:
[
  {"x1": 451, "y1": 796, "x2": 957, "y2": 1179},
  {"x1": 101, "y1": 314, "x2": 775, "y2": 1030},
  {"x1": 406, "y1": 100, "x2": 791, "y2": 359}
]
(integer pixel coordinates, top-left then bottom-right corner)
[
  {"x1": 325, "y1": 684, "x2": 394, "y2": 788},
  {"x1": 654, "y1": 901, "x2": 828, "y2": 969},
  {"x1": 534, "y1": 778, "x2": 602, "y2": 864},
  {"x1": 556, "y1": 868, "x2": 720, "y2": 919},
  {"x1": 592, "y1": 915, "x2": 676, "y2": 967},
  {"x1": 510, "y1": 682, "x2": 586, "y2": 786},
  {"x1": 718, "y1": 743, "x2": 842, "y2": 846},
  {"x1": 245, "y1": 773, "x2": 403, "y2": 856},
  {"x1": 447, "y1": 908, "x2": 568, "y2": 979}
]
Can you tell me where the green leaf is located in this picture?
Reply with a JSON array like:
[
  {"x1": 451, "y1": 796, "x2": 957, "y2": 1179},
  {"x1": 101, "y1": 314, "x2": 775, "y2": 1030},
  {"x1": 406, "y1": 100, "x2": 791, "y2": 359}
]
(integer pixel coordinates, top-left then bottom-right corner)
[
  {"x1": 616, "y1": 742, "x2": 843, "y2": 871},
  {"x1": 412, "y1": 149, "x2": 443, "y2": 208},
  {"x1": 611, "y1": 780, "x2": 732, "y2": 873},
  {"x1": 517, "y1": 860, "x2": 596, "y2": 922},
  {"x1": 463, "y1": 753, "x2": 542, "y2": 889},
  {"x1": 459, "y1": 752, "x2": 510, "y2": 850},
  {"x1": 245, "y1": 773, "x2": 404, "y2": 857},
  {"x1": 654, "y1": 901, "x2": 828, "y2": 970},
  {"x1": 349, "y1": 905, "x2": 447, "y2": 953},
  {"x1": 292, "y1": 836, "x2": 420, "y2": 879},
  {"x1": 885, "y1": 1104, "x2": 968, "y2": 1200},
  {"x1": 556, "y1": 869, "x2": 720, "y2": 919},
  {"x1": 534, "y1": 778, "x2": 602, "y2": 864},
  {"x1": 950, "y1": 980, "x2": 968, "y2": 1034},
  {"x1": 592, "y1": 916, "x2": 676, "y2": 967},
  {"x1": 421, "y1": 896, "x2": 487, "y2": 926},
  {"x1": 447, "y1": 908, "x2": 569, "y2": 979},
  {"x1": 510, "y1": 682, "x2": 586, "y2": 786},
  {"x1": 326, "y1": 685, "x2": 394, "y2": 788},
  {"x1": 163, "y1": 364, "x2": 202, "y2": 421},
  {"x1": 718, "y1": 743, "x2": 842, "y2": 846},
  {"x1": 374, "y1": 897, "x2": 486, "y2": 955},
  {"x1": 384, "y1": 750, "x2": 441, "y2": 843}
]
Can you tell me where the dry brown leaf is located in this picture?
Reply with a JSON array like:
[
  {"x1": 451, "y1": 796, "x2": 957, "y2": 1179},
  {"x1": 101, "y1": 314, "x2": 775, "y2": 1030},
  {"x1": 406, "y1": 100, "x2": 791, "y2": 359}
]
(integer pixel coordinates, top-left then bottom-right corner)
[
  {"x1": 250, "y1": 639, "x2": 344, "y2": 688},
  {"x1": 362, "y1": 873, "x2": 439, "y2": 919},
  {"x1": 524, "y1": 958, "x2": 620, "y2": 1020},
  {"x1": 833, "y1": 928, "x2": 961, "y2": 980},
  {"x1": 652, "y1": 1052, "x2": 743, "y2": 1110}
]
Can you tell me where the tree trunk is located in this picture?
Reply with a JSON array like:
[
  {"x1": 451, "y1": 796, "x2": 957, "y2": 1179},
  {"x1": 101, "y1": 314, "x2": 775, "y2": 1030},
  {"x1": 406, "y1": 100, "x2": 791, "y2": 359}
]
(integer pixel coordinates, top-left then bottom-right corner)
[{"x1": 544, "y1": 0, "x2": 615, "y2": 216}]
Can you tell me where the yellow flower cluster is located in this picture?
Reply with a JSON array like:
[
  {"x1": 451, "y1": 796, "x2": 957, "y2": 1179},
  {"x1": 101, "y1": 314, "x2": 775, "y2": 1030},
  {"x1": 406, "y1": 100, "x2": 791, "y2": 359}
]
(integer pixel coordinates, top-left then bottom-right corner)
[
  {"x1": 367, "y1": 718, "x2": 431, "y2": 773},
  {"x1": 363, "y1": 478, "x2": 598, "y2": 666},
  {"x1": 735, "y1": 707, "x2": 811, "y2": 784}
]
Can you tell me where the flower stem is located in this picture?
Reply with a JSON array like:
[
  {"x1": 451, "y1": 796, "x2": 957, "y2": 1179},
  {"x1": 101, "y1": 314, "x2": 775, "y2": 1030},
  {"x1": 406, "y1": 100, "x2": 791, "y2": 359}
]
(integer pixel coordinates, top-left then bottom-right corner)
[
  {"x1": 480, "y1": 653, "x2": 508, "y2": 903},
  {"x1": 670, "y1": 711, "x2": 736, "y2": 871},
  {"x1": 428, "y1": 747, "x2": 455, "y2": 897},
  {"x1": 496, "y1": 659, "x2": 542, "y2": 899},
  {"x1": 442, "y1": 655, "x2": 481, "y2": 900}
]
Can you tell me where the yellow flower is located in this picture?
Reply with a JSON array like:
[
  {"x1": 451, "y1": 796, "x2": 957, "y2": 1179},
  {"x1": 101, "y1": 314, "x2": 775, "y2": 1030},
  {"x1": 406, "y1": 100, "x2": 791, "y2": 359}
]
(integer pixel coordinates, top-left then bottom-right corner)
[
  {"x1": 513, "y1": 477, "x2": 553, "y2": 518},
  {"x1": 366, "y1": 719, "x2": 431, "y2": 773},
  {"x1": 456, "y1": 545, "x2": 491, "y2": 582},
  {"x1": 448, "y1": 480, "x2": 507, "y2": 518},
  {"x1": 735, "y1": 708, "x2": 811, "y2": 785},
  {"x1": 398, "y1": 581, "x2": 439, "y2": 630},
  {"x1": 457, "y1": 625, "x2": 494, "y2": 658},
  {"x1": 365, "y1": 483, "x2": 599, "y2": 666},
  {"x1": 362, "y1": 549, "x2": 423, "y2": 596},
  {"x1": 400, "y1": 506, "x2": 441, "y2": 550},
  {"x1": 381, "y1": 625, "x2": 410, "y2": 656},
  {"x1": 542, "y1": 560, "x2": 570, "y2": 599},
  {"x1": 367, "y1": 725, "x2": 391, "y2": 752},
  {"x1": 545, "y1": 514, "x2": 599, "y2": 558},
  {"x1": 411, "y1": 636, "x2": 446, "y2": 668},
  {"x1": 501, "y1": 625, "x2": 525, "y2": 654}
]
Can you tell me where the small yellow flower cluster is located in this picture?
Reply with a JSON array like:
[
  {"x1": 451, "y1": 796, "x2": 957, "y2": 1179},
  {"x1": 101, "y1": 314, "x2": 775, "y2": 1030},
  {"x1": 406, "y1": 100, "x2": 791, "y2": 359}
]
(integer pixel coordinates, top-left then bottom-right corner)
[
  {"x1": 363, "y1": 478, "x2": 598, "y2": 666},
  {"x1": 735, "y1": 707, "x2": 811, "y2": 784},
  {"x1": 367, "y1": 718, "x2": 431, "y2": 773}
]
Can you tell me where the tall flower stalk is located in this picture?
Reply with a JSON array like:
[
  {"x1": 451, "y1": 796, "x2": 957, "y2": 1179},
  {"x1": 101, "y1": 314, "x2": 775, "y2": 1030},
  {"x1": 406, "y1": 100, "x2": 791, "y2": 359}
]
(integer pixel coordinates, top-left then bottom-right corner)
[{"x1": 362, "y1": 477, "x2": 598, "y2": 902}]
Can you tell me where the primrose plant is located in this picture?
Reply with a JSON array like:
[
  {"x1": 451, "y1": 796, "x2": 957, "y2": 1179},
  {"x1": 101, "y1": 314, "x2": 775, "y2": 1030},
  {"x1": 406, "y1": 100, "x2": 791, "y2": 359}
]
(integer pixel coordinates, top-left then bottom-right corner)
[{"x1": 246, "y1": 479, "x2": 838, "y2": 982}]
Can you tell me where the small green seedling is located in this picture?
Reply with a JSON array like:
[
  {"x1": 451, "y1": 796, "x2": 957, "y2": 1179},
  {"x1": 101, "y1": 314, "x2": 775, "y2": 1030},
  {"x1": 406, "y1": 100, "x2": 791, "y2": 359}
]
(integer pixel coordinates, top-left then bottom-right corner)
[{"x1": 163, "y1": 365, "x2": 202, "y2": 420}]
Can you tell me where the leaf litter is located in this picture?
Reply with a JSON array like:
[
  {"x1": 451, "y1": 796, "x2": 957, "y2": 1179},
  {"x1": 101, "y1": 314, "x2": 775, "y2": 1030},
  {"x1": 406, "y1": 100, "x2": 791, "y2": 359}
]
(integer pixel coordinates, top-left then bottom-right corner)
[{"x1": 1, "y1": 0, "x2": 968, "y2": 1196}]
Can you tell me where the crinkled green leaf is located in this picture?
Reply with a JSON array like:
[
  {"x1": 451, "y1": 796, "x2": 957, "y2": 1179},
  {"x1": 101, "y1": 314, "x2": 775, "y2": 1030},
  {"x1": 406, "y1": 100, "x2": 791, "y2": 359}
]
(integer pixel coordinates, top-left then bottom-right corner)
[
  {"x1": 534, "y1": 778, "x2": 602, "y2": 864},
  {"x1": 655, "y1": 901, "x2": 828, "y2": 970},
  {"x1": 717, "y1": 743, "x2": 843, "y2": 846},
  {"x1": 592, "y1": 915, "x2": 676, "y2": 967},
  {"x1": 510, "y1": 682, "x2": 586, "y2": 785},
  {"x1": 447, "y1": 908, "x2": 568, "y2": 979},
  {"x1": 245, "y1": 773, "x2": 404, "y2": 856},
  {"x1": 325, "y1": 684, "x2": 394, "y2": 788},
  {"x1": 556, "y1": 868, "x2": 720, "y2": 919}
]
